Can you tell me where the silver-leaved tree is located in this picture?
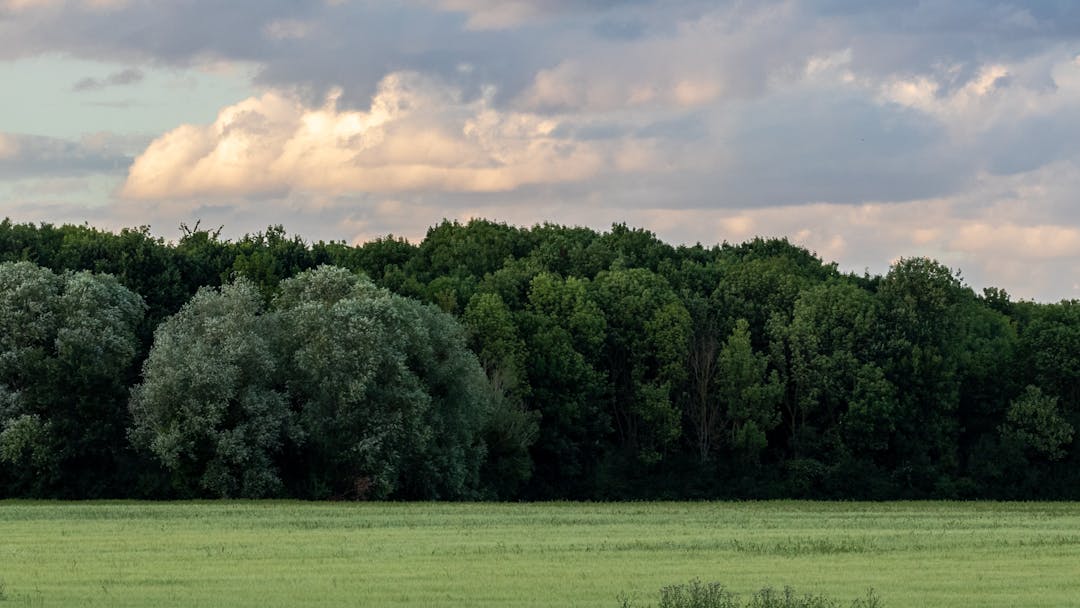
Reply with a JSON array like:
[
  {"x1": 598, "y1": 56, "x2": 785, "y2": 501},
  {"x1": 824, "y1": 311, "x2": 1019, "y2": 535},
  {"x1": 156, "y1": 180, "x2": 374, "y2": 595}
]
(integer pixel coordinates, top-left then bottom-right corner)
[{"x1": 130, "y1": 266, "x2": 494, "y2": 499}]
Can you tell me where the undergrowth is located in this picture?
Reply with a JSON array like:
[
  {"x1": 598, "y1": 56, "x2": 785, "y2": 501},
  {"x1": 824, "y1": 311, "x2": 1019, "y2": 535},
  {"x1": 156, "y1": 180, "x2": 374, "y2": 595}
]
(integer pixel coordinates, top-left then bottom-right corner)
[{"x1": 619, "y1": 580, "x2": 883, "y2": 608}]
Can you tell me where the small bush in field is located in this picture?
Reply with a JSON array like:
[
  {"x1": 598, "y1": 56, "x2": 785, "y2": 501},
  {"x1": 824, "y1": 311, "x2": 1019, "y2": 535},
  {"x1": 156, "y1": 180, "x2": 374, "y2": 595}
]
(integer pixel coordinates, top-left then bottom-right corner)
[
  {"x1": 748, "y1": 586, "x2": 836, "y2": 608},
  {"x1": 621, "y1": 581, "x2": 882, "y2": 608},
  {"x1": 659, "y1": 580, "x2": 738, "y2": 608}
]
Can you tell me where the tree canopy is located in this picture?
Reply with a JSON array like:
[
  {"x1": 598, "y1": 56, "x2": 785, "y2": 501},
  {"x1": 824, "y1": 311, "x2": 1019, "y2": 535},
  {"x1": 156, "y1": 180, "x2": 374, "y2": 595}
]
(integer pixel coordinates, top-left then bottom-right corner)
[{"x1": 2, "y1": 217, "x2": 1078, "y2": 500}]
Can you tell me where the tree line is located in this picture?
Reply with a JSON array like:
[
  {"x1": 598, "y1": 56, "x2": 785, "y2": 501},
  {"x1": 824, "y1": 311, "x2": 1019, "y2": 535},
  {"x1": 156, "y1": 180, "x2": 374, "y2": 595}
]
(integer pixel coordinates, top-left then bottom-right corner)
[{"x1": 0, "y1": 218, "x2": 1077, "y2": 500}]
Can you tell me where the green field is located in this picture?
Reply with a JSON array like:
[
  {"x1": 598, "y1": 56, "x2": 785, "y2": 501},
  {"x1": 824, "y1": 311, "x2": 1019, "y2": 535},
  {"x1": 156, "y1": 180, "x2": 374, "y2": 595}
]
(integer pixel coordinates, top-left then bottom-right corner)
[{"x1": 1, "y1": 501, "x2": 1079, "y2": 607}]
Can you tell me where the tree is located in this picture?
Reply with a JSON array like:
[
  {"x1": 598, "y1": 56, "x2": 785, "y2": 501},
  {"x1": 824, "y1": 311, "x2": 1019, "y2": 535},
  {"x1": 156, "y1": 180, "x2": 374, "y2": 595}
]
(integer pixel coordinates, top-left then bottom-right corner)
[
  {"x1": 953, "y1": 300, "x2": 1018, "y2": 484},
  {"x1": 591, "y1": 268, "x2": 690, "y2": 465},
  {"x1": 716, "y1": 319, "x2": 782, "y2": 461},
  {"x1": 463, "y1": 292, "x2": 539, "y2": 497},
  {"x1": 230, "y1": 225, "x2": 319, "y2": 295},
  {"x1": 526, "y1": 223, "x2": 607, "y2": 278},
  {"x1": 782, "y1": 281, "x2": 895, "y2": 459},
  {"x1": 1000, "y1": 386, "x2": 1074, "y2": 461},
  {"x1": 276, "y1": 266, "x2": 493, "y2": 499},
  {"x1": 0, "y1": 262, "x2": 145, "y2": 497},
  {"x1": 519, "y1": 273, "x2": 609, "y2": 497},
  {"x1": 1018, "y1": 302, "x2": 1080, "y2": 413},
  {"x1": 878, "y1": 257, "x2": 969, "y2": 493},
  {"x1": 464, "y1": 292, "x2": 528, "y2": 391},
  {"x1": 713, "y1": 238, "x2": 836, "y2": 350},
  {"x1": 132, "y1": 266, "x2": 494, "y2": 500},
  {"x1": 685, "y1": 299, "x2": 722, "y2": 464},
  {"x1": 129, "y1": 279, "x2": 291, "y2": 498},
  {"x1": 408, "y1": 219, "x2": 533, "y2": 285}
]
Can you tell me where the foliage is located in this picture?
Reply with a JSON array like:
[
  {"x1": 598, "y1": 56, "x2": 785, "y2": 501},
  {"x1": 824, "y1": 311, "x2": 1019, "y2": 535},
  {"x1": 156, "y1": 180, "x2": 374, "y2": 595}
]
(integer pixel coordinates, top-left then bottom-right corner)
[
  {"x1": 1000, "y1": 386, "x2": 1074, "y2": 461},
  {"x1": 0, "y1": 261, "x2": 145, "y2": 497},
  {"x1": 131, "y1": 266, "x2": 494, "y2": 499},
  {"x1": 717, "y1": 319, "x2": 782, "y2": 460},
  {"x1": 621, "y1": 581, "x2": 882, "y2": 608},
  {"x1": 3, "y1": 217, "x2": 1080, "y2": 499},
  {"x1": 129, "y1": 279, "x2": 290, "y2": 498}
]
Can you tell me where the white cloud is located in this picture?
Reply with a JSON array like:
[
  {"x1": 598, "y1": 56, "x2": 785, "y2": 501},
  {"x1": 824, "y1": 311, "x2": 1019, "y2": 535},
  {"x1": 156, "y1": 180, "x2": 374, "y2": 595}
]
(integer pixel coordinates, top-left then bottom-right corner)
[
  {"x1": 880, "y1": 64, "x2": 1011, "y2": 130},
  {"x1": 950, "y1": 223, "x2": 1080, "y2": 259},
  {"x1": 878, "y1": 52, "x2": 1080, "y2": 138},
  {"x1": 121, "y1": 72, "x2": 643, "y2": 199}
]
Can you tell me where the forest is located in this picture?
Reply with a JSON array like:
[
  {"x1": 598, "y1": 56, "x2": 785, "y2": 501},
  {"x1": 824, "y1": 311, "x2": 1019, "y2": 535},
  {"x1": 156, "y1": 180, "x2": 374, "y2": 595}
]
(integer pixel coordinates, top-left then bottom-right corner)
[{"x1": 0, "y1": 217, "x2": 1077, "y2": 500}]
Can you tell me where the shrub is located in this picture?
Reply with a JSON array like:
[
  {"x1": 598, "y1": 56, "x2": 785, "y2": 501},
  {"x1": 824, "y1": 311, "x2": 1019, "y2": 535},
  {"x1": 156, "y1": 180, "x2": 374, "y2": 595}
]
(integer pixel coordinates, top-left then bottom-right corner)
[{"x1": 620, "y1": 581, "x2": 882, "y2": 608}]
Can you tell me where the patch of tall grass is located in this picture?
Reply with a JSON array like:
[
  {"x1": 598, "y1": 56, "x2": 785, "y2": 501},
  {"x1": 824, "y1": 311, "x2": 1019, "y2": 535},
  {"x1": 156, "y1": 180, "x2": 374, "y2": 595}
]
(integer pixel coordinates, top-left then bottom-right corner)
[{"x1": 620, "y1": 580, "x2": 882, "y2": 608}]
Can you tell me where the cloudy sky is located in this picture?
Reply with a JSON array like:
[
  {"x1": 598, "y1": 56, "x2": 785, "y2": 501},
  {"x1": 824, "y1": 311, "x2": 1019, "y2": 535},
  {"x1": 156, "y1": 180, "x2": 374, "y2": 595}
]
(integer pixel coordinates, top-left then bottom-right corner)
[{"x1": 1, "y1": 0, "x2": 1079, "y2": 300}]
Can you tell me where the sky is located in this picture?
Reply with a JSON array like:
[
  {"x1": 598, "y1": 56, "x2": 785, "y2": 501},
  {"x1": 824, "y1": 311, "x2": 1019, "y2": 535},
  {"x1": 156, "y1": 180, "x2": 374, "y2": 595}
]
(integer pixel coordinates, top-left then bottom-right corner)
[{"x1": 1, "y1": 0, "x2": 1079, "y2": 301}]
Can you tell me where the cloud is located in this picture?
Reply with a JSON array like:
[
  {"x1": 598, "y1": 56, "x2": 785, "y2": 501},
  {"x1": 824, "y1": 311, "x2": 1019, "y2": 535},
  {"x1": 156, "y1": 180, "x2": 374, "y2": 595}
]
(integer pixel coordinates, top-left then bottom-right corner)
[
  {"x1": 120, "y1": 72, "x2": 649, "y2": 200},
  {"x1": 0, "y1": 132, "x2": 134, "y2": 178},
  {"x1": 0, "y1": 133, "x2": 18, "y2": 159},
  {"x1": 72, "y1": 67, "x2": 144, "y2": 91},
  {"x1": 430, "y1": 0, "x2": 545, "y2": 30},
  {"x1": 878, "y1": 52, "x2": 1080, "y2": 135},
  {"x1": 262, "y1": 19, "x2": 314, "y2": 41},
  {"x1": 3, "y1": 0, "x2": 1075, "y2": 112},
  {"x1": 515, "y1": 3, "x2": 813, "y2": 113},
  {"x1": 951, "y1": 223, "x2": 1080, "y2": 259},
  {"x1": 9, "y1": 155, "x2": 1080, "y2": 301},
  {"x1": 4, "y1": 0, "x2": 1080, "y2": 301},
  {"x1": 420, "y1": 0, "x2": 655, "y2": 30},
  {"x1": 2, "y1": 0, "x2": 127, "y2": 11}
]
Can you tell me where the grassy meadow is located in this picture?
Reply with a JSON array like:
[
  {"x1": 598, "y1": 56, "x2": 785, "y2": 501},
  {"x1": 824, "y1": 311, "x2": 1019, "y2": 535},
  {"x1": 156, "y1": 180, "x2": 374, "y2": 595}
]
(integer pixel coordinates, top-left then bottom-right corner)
[{"x1": 1, "y1": 501, "x2": 1078, "y2": 607}]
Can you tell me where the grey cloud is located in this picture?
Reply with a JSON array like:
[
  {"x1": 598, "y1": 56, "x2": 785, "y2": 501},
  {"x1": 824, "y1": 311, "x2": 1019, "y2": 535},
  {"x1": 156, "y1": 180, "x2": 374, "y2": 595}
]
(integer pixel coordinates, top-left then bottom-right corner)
[
  {"x1": 981, "y1": 113, "x2": 1080, "y2": 176},
  {"x1": 715, "y1": 94, "x2": 972, "y2": 207},
  {"x1": 0, "y1": 1, "x2": 736, "y2": 109},
  {"x1": 72, "y1": 67, "x2": 144, "y2": 91},
  {"x1": 2, "y1": 0, "x2": 1074, "y2": 111},
  {"x1": 634, "y1": 115, "x2": 709, "y2": 140},
  {"x1": 0, "y1": 1, "x2": 548, "y2": 105},
  {"x1": 82, "y1": 100, "x2": 141, "y2": 108},
  {"x1": 0, "y1": 132, "x2": 134, "y2": 178},
  {"x1": 806, "y1": 1, "x2": 1080, "y2": 83},
  {"x1": 546, "y1": 114, "x2": 709, "y2": 144}
]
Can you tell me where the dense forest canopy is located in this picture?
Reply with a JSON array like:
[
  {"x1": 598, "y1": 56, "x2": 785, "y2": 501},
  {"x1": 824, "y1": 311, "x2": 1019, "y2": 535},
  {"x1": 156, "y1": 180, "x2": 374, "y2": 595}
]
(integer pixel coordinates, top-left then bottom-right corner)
[{"x1": 0, "y1": 217, "x2": 1077, "y2": 500}]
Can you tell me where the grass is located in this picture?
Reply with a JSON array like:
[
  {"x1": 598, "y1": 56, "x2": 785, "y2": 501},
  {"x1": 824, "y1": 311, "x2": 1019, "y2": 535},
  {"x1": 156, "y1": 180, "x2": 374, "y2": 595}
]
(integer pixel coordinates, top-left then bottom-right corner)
[{"x1": 1, "y1": 501, "x2": 1078, "y2": 607}]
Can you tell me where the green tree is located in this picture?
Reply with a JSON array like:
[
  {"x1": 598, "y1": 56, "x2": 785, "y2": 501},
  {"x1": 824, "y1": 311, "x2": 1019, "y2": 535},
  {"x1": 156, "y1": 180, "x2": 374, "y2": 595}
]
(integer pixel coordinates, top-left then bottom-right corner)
[
  {"x1": 953, "y1": 300, "x2": 1018, "y2": 485},
  {"x1": 1000, "y1": 386, "x2": 1074, "y2": 461},
  {"x1": 717, "y1": 319, "x2": 782, "y2": 460},
  {"x1": 0, "y1": 262, "x2": 145, "y2": 497},
  {"x1": 519, "y1": 273, "x2": 609, "y2": 497},
  {"x1": 463, "y1": 292, "x2": 539, "y2": 497},
  {"x1": 592, "y1": 268, "x2": 691, "y2": 465},
  {"x1": 1018, "y1": 302, "x2": 1080, "y2": 412},
  {"x1": 230, "y1": 225, "x2": 319, "y2": 295},
  {"x1": 878, "y1": 257, "x2": 969, "y2": 493},
  {"x1": 713, "y1": 238, "x2": 837, "y2": 348},
  {"x1": 781, "y1": 281, "x2": 895, "y2": 460}
]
